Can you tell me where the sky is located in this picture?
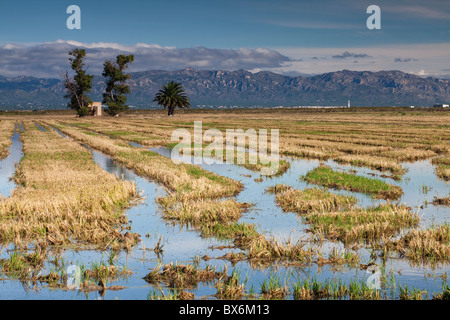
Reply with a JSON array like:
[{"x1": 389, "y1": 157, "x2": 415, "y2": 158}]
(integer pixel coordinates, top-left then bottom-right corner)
[{"x1": 0, "y1": 0, "x2": 449, "y2": 78}]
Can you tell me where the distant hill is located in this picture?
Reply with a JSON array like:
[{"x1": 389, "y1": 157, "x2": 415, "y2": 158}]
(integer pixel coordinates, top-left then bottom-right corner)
[{"x1": 0, "y1": 68, "x2": 449, "y2": 109}]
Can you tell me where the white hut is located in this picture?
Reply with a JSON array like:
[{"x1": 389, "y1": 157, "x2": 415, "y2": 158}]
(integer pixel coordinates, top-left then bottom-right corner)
[{"x1": 89, "y1": 102, "x2": 102, "y2": 116}]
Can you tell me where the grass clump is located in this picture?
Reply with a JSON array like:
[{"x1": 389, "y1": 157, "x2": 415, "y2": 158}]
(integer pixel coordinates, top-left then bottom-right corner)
[
  {"x1": 292, "y1": 277, "x2": 382, "y2": 300},
  {"x1": 82, "y1": 260, "x2": 132, "y2": 288},
  {"x1": 147, "y1": 289, "x2": 195, "y2": 300},
  {"x1": 144, "y1": 262, "x2": 226, "y2": 289},
  {"x1": 399, "y1": 284, "x2": 428, "y2": 300},
  {"x1": 200, "y1": 222, "x2": 259, "y2": 241},
  {"x1": 157, "y1": 196, "x2": 247, "y2": 225},
  {"x1": 240, "y1": 156, "x2": 290, "y2": 177},
  {"x1": 268, "y1": 184, "x2": 417, "y2": 243},
  {"x1": 433, "y1": 194, "x2": 450, "y2": 206},
  {"x1": 215, "y1": 269, "x2": 245, "y2": 299},
  {"x1": 292, "y1": 277, "x2": 347, "y2": 300},
  {"x1": 306, "y1": 203, "x2": 419, "y2": 243},
  {"x1": 432, "y1": 284, "x2": 450, "y2": 300},
  {"x1": 303, "y1": 165, "x2": 403, "y2": 200},
  {"x1": 260, "y1": 274, "x2": 289, "y2": 299},
  {"x1": 245, "y1": 236, "x2": 316, "y2": 263},
  {"x1": 267, "y1": 184, "x2": 356, "y2": 214},
  {"x1": 0, "y1": 249, "x2": 46, "y2": 279},
  {"x1": 392, "y1": 224, "x2": 450, "y2": 263},
  {"x1": 432, "y1": 156, "x2": 450, "y2": 181}
]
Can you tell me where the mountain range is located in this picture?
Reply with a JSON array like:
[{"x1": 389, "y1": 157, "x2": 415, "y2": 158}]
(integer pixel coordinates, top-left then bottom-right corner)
[{"x1": 0, "y1": 68, "x2": 449, "y2": 110}]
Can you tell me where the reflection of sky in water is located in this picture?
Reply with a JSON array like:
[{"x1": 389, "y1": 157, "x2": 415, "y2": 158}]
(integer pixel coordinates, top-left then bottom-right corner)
[
  {"x1": 34, "y1": 122, "x2": 46, "y2": 132},
  {"x1": 0, "y1": 128, "x2": 448, "y2": 299},
  {"x1": 151, "y1": 147, "x2": 449, "y2": 241},
  {"x1": 147, "y1": 146, "x2": 449, "y2": 298},
  {"x1": 91, "y1": 149, "x2": 222, "y2": 261},
  {"x1": 0, "y1": 129, "x2": 23, "y2": 198}
]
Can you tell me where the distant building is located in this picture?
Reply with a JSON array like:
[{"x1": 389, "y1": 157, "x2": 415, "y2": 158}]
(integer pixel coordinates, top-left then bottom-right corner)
[
  {"x1": 348, "y1": 100, "x2": 351, "y2": 108},
  {"x1": 433, "y1": 103, "x2": 449, "y2": 108},
  {"x1": 444, "y1": 104, "x2": 449, "y2": 108},
  {"x1": 89, "y1": 102, "x2": 102, "y2": 116}
]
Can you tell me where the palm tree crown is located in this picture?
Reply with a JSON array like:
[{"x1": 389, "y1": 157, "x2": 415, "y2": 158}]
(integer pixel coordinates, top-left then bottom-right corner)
[{"x1": 153, "y1": 81, "x2": 190, "y2": 116}]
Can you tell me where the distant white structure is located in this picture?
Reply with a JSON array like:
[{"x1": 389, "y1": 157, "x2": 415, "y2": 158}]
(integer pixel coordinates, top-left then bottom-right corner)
[
  {"x1": 88, "y1": 102, "x2": 102, "y2": 116},
  {"x1": 348, "y1": 100, "x2": 351, "y2": 108},
  {"x1": 444, "y1": 104, "x2": 449, "y2": 108}
]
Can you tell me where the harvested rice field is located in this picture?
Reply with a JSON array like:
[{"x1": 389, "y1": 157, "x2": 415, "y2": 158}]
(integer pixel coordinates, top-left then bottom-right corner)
[{"x1": 0, "y1": 107, "x2": 449, "y2": 300}]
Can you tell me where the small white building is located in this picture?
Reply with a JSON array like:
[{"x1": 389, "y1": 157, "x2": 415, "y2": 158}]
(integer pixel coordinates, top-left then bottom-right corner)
[{"x1": 89, "y1": 102, "x2": 102, "y2": 116}]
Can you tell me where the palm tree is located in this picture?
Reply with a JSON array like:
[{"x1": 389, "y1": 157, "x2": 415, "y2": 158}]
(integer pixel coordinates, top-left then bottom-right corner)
[{"x1": 153, "y1": 81, "x2": 190, "y2": 116}]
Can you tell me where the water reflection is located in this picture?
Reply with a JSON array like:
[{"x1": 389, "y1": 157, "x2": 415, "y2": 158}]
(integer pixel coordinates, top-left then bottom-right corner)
[
  {"x1": 150, "y1": 146, "x2": 449, "y2": 240},
  {"x1": 0, "y1": 126, "x2": 23, "y2": 198},
  {"x1": 34, "y1": 122, "x2": 46, "y2": 132},
  {"x1": 0, "y1": 124, "x2": 447, "y2": 300}
]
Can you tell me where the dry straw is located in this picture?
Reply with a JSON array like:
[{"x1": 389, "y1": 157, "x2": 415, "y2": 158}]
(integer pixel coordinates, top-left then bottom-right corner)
[{"x1": 0, "y1": 121, "x2": 140, "y2": 249}]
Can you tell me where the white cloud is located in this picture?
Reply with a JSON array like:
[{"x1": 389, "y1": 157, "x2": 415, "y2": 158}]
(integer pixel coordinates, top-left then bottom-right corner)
[
  {"x1": 417, "y1": 69, "x2": 428, "y2": 76},
  {"x1": 0, "y1": 40, "x2": 291, "y2": 78},
  {"x1": 1, "y1": 40, "x2": 449, "y2": 79}
]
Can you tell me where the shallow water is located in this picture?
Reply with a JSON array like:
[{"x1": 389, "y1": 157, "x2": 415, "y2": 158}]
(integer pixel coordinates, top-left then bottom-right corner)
[
  {"x1": 151, "y1": 147, "x2": 450, "y2": 238},
  {"x1": 0, "y1": 125, "x2": 23, "y2": 198},
  {"x1": 0, "y1": 128, "x2": 448, "y2": 300}
]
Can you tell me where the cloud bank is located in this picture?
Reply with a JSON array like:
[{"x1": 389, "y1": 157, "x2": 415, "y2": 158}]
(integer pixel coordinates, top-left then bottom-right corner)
[
  {"x1": 0, "y1": 40, "x2": 291, "y2": 78},
  {"x1": 1, "y1": 40, "x2": 450, "y2": 80}
]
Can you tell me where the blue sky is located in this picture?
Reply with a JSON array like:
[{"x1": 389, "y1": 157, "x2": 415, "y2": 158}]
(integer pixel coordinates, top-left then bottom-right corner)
[{"x1": 0, "y1": 0, "x2": 449, "y2": 77}]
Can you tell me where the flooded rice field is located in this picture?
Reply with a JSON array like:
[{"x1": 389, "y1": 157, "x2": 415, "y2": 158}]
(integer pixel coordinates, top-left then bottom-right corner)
[{"x1": 0, "y1": 119, "x2": 448, "y2": 300}]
